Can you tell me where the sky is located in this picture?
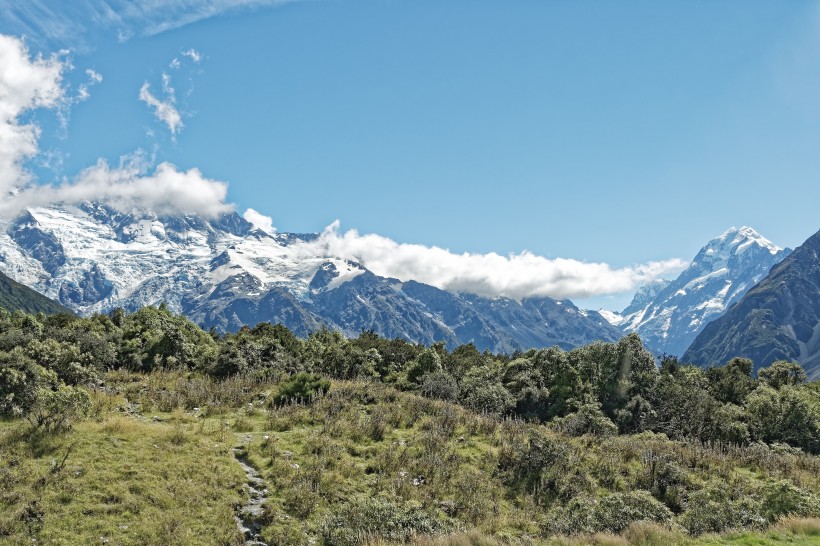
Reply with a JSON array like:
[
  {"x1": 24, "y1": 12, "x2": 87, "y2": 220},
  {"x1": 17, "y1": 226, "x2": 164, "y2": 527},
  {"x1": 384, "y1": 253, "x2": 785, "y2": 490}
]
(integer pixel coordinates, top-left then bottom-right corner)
[{"x1": 0, "y1": 0, "x2": 819, "y2": 311}]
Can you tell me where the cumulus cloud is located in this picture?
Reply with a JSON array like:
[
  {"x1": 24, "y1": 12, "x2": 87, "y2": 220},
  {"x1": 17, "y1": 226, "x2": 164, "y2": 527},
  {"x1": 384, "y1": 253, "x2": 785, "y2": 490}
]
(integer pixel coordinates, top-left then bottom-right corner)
[
  {"x1": 243, "y1": 208, "x2": 275, "y2": 233},
  {"x1": 3, "y1": 159, "x2": 232, "y2": 218},
  {"x1": 0, "y1": 34, "x2": 67, "y2": 196},
  {"x1": 299, "y1": 222, "x2": 688, "y2": 300},
  {"x1": 139, "y1": 81, "x2": 183, "y2": 135}
]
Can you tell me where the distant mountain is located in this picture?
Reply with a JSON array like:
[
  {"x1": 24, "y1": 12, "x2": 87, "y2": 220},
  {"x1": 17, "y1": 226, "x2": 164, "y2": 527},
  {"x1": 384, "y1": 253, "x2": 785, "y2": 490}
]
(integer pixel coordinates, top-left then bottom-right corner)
[
  {"x1": 683, "y1": 229, "x2": 820, "y2": 380},
  {"x1": 601, "y1": 227, "x2": 790, "y2": 356},
  {"x1": 0, "y1": 269, "x2": 71, "y2": 315},
  {"x1": 0, "y1": 203, "x2": 620, "y2": 352}
]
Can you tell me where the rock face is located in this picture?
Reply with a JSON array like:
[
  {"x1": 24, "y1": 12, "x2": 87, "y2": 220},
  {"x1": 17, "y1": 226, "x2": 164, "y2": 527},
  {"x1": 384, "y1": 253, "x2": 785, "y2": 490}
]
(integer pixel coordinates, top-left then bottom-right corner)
[
  {"x1": 0, "y1": 203, "x2": 620, "y2": 352},
  {"x1": 602, "y1": 227, "x2": 790, "y2": 357},
  {"x1": 683, "y1": 229, "x2": 820, "y2": 380}
]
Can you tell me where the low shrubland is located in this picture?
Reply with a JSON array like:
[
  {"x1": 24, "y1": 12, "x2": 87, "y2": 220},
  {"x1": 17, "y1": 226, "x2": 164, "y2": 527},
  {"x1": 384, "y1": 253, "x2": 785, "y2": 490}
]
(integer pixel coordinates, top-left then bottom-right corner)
[{"x1": 0, "y1": 306, "x2": 819, "y2": 545}]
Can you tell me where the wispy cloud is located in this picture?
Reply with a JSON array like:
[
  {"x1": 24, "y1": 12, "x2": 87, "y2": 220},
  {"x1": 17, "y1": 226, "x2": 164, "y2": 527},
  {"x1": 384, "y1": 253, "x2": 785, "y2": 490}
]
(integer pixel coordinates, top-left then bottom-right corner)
[
  {"x1": 298, "y1": 222, "x2": 688, "y2": 300},
  {"x1": 0, "y1": 0, "x2": 295, "y2": 52},
  {"x1": 139, "y1": 81, "x2": 183, "y2": 135},
  {"x1": 181, "y1": 48, "x2": 202, "y2": 63}
]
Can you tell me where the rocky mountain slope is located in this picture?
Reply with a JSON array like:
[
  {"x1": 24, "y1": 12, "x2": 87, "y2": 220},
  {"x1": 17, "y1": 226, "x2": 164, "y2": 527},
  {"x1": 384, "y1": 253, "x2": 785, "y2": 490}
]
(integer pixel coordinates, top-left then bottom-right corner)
[
  {"x1": 683, "y1": 229, "x2": 820, "y2": 379},
  {"x1": 603, "y1": 227, "x2": 790, "y2": 356},
  {"x1": 0, "y1": 203, "x2": 620, "y2": 352}
]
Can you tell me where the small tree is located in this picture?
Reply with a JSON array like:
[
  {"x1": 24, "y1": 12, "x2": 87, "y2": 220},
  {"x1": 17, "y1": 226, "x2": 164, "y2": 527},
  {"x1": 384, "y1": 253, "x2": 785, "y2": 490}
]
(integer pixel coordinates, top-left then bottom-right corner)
[{"x1": 758, "y1": 360, "x2": 806, "y2": 389}]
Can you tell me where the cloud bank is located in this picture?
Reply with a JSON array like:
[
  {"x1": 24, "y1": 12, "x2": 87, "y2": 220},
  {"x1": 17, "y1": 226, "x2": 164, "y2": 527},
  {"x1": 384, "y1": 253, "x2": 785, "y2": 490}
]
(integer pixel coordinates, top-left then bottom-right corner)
[
  {"x1": 5, "y1": 160, "x2": 232, "y2": 218},
  {"x1": 302, "y1": 222, "x2": 688, "y2": 300}
]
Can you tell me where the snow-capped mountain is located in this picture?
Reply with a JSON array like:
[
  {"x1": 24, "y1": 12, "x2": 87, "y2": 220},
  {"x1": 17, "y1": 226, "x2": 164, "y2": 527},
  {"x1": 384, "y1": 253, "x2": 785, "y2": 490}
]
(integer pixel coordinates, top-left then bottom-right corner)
[
  {"x1": 601, "y1": 227, "x2": 791, "y2": 356},
  {"x1": 0, "y1": 203, "x2": 621, "y2": 352},
  {"x1": 683, "y1": 228, "x2": 820, "y2": 379}
]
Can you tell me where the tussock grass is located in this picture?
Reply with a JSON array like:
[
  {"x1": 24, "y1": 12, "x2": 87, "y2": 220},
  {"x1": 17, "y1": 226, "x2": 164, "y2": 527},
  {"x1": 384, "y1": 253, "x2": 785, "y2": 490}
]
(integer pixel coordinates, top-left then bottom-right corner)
[{"x1": 775, "y1": 517, "x2": 820, "y2": 536}]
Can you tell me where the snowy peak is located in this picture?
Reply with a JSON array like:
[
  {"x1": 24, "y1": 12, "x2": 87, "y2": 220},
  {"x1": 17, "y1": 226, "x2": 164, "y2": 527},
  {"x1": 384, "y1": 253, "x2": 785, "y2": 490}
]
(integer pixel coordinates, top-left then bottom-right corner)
[{"x1": 613, "y1": 226, "x2": 790, "y2": 357}]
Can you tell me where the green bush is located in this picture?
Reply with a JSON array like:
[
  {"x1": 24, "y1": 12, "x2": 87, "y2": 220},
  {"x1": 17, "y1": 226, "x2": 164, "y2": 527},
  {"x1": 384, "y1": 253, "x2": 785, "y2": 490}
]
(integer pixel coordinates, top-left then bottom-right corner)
[
  {"x1": 543, "y1": 491, "x2": 673, "y2": 535},
  {"x1": 271, "y1": 373, "x2": 330, "y2": 407},
  {"x1": 761, "y1": 480, "x2": 820, "y2": 523},
  {"x1": 420, "y1": 370, "x2": 459, "y2": 401},
  {"x1": 25, "y1": 385, "x2": 91, "y2": 432},
  {"x1": 553, "y1": 403, "x2": 618, "y2": 437},
  {"x1": 678, "y1": 489, "x2": 766, "y2": 535},
  {"x1": 0, "y1": 349, "x2": 57, "y2": 418}
]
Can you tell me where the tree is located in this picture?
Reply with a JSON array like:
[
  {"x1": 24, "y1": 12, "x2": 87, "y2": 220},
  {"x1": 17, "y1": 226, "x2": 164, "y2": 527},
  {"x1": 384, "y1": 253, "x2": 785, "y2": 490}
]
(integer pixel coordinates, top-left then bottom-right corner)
[{"x1": 758, "y1": 360, "x2": 806, "y2": 389}]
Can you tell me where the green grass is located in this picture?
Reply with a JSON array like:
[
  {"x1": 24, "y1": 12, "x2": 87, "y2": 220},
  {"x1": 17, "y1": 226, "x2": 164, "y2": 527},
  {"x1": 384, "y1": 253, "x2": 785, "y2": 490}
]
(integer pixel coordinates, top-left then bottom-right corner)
[{"x1": 1, "y1": 372, "x2": 819, "y2": 546}]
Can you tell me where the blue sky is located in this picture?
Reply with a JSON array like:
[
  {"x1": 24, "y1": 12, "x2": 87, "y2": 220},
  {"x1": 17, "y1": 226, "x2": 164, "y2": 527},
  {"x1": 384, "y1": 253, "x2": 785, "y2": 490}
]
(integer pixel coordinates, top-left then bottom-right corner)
[{"x1": 1, "y1": 0, "x2": 819, "y2": 311}]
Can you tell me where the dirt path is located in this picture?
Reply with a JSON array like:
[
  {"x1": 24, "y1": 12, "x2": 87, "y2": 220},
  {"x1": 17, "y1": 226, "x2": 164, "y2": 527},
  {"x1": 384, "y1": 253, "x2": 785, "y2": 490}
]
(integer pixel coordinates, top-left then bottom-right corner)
[{"x1": 233, "y1": 448, "x2": 269, "y2": 546}]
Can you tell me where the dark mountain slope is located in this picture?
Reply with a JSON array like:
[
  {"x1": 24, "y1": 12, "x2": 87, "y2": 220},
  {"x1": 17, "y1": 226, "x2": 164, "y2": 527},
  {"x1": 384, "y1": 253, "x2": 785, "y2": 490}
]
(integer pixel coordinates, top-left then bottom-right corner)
[{"x1": 0, "y1": 269, "x2": 72, "y2": 315}]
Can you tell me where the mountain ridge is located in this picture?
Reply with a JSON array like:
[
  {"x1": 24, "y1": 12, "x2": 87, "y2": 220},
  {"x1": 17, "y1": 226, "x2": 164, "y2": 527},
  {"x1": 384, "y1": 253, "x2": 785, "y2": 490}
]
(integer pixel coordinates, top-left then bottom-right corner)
[{"x1": 0, "y1": 203, "x2": 621, "y2": 352}]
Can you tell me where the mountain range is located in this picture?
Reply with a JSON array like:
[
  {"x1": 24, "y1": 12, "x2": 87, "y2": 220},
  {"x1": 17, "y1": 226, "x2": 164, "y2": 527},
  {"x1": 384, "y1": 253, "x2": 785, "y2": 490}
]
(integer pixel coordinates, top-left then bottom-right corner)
[
  {"x1": 0, "y1": 203, "x2": 621, "y2": 352},
  {"x1": 1, "y1": 203, "x2": 813, "y2": 368}
]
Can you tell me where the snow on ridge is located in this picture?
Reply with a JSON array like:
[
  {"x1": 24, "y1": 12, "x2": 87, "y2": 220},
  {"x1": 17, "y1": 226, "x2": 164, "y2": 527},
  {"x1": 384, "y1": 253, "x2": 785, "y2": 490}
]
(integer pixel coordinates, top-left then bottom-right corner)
[
  {"x1": 598, "y1": 309, "x2": 624, "y2": 326},
  {"x1": 1, "y1": 204, "x2": 371, "y2": 314}
]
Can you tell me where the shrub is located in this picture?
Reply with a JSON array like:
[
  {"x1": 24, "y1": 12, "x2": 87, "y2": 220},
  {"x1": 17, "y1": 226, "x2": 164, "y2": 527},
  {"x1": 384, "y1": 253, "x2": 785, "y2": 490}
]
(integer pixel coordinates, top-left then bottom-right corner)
[
  {"x1": 420, "y1": 371, "x2": 459, "y2": 401},
  {"x1": 543, "y1": 491, "x2": 672, "y2": 535},
  {"x1": 761, "y1": 481, "x2": 820, "y2": 523},
  {"x1": 26, "y1": 385, "x2": 91, "y2": 432},
  {"x1": 554, "y1": 403, "x2": 618, "y2": 437},
  {"x1": 0, "y1": 349, "x2": 55, "y2": 417},
  {"x1": 678, "y1": 489, "x2": 765, "y2": 535},
  {"x1": 271, "y1": 373, "x2": 330, "y2": 407}
]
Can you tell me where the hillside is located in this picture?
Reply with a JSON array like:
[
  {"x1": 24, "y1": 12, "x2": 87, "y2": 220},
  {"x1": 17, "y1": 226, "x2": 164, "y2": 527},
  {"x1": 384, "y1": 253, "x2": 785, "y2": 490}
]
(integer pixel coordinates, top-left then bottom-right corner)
[
  {"x1": 0, "y1": 307, "x2": 819, "y2": 545},
  {"x1": 0, "y1": 269, "x2": 71, "y2": 315},
  {"x1": 683, "y1": 229, "x2": 820, "y2": 379}
]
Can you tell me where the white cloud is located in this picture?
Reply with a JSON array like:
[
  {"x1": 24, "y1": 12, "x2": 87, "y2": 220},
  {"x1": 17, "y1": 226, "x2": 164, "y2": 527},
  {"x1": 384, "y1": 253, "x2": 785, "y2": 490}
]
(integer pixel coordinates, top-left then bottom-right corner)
[
  {"x1": 3, "y1": 159, "x2": 233, "y2": 218},
  {"x1": 0, "y1": 34, "x2": 67, "y2": 196},
  {"x1": 85, "y1": 68, "x2": 102, "y2": 83},
  {"x1": 181, "y1": 48, "x2": 202, "y2": 63},
  {"x1": 76, "y1": 69, "x2": 103, "y2": 103},
  {"x1": 300, "y1": 222, "x2": 688, "y2": 300},
  {"x1": 139, "y1": 81, "x2": 183, "y2": 134},
  {"x1": 243, "y1": 208, "x2": 275, "y2": 233},
  {"x1": 169, "y1": 57, "x2": 181, "y2": 70}
]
